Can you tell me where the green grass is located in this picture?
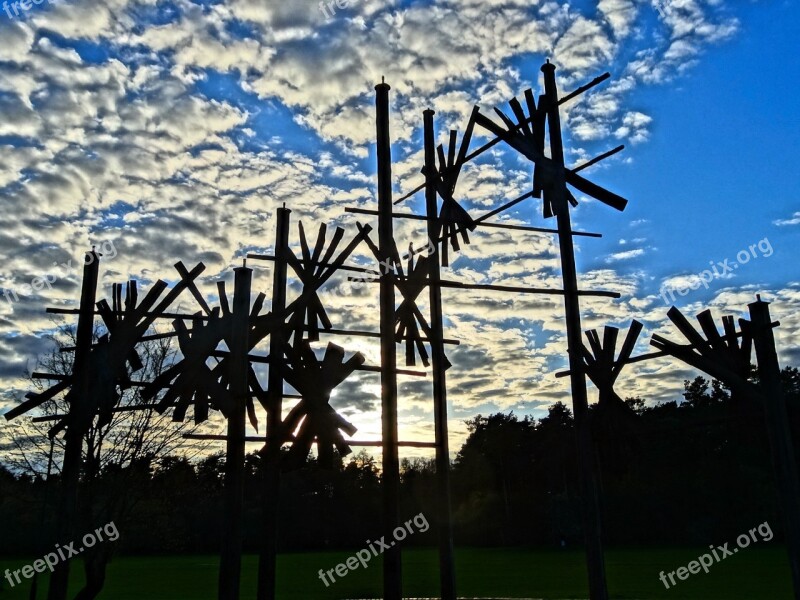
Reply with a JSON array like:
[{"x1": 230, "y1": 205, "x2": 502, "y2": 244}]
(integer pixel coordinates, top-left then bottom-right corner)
[{"x1": 0, "y1": 546, "x2": 794, "y2": 599}]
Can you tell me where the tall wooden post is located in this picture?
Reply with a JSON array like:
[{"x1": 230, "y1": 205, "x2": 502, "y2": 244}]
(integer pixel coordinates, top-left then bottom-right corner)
[
  {"x1": 257, "y1": 207, "x2": 290, "y2": 600},
  {"x1": 748, "y1": 297, "x2": 800, "y2": 599},
  {"x1": 423, "y1": 109, "x2": 457, "y2": 600},
  {"x1": 541, "y1": 61, "x2": 609, "y2": 600},
  {"x1": 375, "y1": 79, "x2": 403, "y2": 600},
  {"x1": 47, "y1": 250, "x2": 99, "y2": 600},
  {"x1": 219, "y1": 265, "x2": 252, "y2": 600}
]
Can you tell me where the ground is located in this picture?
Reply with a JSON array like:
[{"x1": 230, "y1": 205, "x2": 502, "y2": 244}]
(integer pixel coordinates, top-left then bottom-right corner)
[{"x1": 0, "y1": 547, "x2": 793, "y2": 599}]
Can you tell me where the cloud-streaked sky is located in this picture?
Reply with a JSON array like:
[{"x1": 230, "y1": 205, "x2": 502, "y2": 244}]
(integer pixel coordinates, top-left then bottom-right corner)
[{"x1": 1, "y1": 0, "x2": 798, "y2": 457}]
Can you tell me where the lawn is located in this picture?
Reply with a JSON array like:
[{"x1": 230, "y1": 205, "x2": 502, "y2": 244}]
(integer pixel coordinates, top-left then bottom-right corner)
[{"x1": 0, "y1": 546, "x2": 793, "y2": 599}]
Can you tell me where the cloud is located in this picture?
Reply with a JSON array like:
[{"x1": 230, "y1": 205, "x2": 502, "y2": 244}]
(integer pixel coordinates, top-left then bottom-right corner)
[
  {"x1": 606, "y1": 248, "x2": 645, "y2": 262},
  {"x1": 598, "y1": 0, "x2": 639, "y2": 39},
  {"x1": 614, "y1": 111, "x2": 652, "y2": 143},
  {"x1": 774, "y1": 211, "x2": 800, "y2": 227},
  {"x1": 0, "y1": 0, "x2": 763, "y2": 459}
]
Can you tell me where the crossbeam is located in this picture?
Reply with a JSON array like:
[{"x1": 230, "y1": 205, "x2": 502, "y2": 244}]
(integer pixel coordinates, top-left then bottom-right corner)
[
  {"x1": 349, "y1": 278, "x2": 620, "y2": 299},
  {"x1": 182, "y1": 433, "x2": 436, "y2": 448},
  {"x1": 29, "y1": 393, "x2": 307, "y2": 422},
  {"x1": 58, "y1": 324, "x2": 460, "y2": 351},
  {"x1": 46, "y1": 307, "x2": 209, "y2": 320},
  {"x1": 344, "y1": 207, "x2": 602, "y2": 238}
]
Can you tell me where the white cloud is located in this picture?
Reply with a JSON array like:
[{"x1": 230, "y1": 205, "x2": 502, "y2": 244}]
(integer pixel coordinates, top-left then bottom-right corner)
[
  {"x1": 606, "y1": 248, "x2": 645, "y2": 262},
  {"x1": 774, "y1": 211, "x2": 800, "y2": 227},
  {"x1": 0, "y1": 0, "x2": 765, "y2": 459}
]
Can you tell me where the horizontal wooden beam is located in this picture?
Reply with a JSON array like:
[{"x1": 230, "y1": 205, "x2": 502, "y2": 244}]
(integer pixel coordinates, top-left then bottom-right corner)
[
  {"x1": 182, "y1": 433, "x2": 437, "y2": 448},
  {"x1": 555, "y1": 350, "x2": 669, "y2": 378},
  {"x1": 247, "y1": 254, "x2": 374, "y2": 275},
  {"x1": 26, "y1": 393, "x2": 307, "y2": 421},
  {"x1": 350, "y1": 278, "x2": 620, "y2": 299},
  {"x1": 227, "y1": 353, "x2": 426, "y2": 377},
  {"x1": 573, "y1": 145, "x2": 625, "y2": 174},
  {"x1": 435, "y1": 280, "x2": 620, "y2": 298},
  {"x1": 30, "y1": 404, "x2": 162, "y2": 422},
  {"x1": 393, "y1": 182, "x2": 425, "y2": 205},
  {"x1": 184, "y1": 434, "x2": 269, "y2": 442},
  {"x1": 46, "y1": 308, "x2": 209, "y2": 320},
  {"x1": 344, "y1": 207, "x2": 601, "y2": 238},
  {"x1": 59, "y1": 325, "x2": 460, "y2": 351},
  {"x1": 558, "y1": 72, "x2": 611, "y2": 106},
  {"x1": 292, "y1": 327, "x2": 459, "y2": 345},
  {"x1": 474, "y1": 190, "x2": 535, "y2": 223},
  {"x1": 347, "y1": 440, "x2": 438, "y2": 449},
  {"x1": 32, "y1": 372, "x2": 69, "y2": 381}
]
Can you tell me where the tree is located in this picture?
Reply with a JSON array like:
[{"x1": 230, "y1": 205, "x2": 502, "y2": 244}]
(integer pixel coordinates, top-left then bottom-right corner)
[
  {"x1": 624, "y1": 396, "x2": 646, "y2": 413},
  {"x1": 682, "y1": 375, "x2": 730, "y2": 408},
  {"x1": 454, "y1": 413, "x2": 536, "y2": 543},
  {"x1": 343, "y1": 449, "x2": 380, "y2": 489},
  {"x1": 5, "y1": 322, "x2": 206, "y2": 600}
]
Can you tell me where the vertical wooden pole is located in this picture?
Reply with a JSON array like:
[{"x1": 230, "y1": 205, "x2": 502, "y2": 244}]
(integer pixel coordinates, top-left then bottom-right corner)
[
  {"x1": 257, "y1": 207, "x2": 291, "y2": 600},
  {"x1": 541, "y1": 61, "x2": 609, "y2": 600},
  {"x1": 375, "y1": 79, "x2": 403, "y2": 600},
  {"x1": 219, "y1": 265, "x2": 252, "y2": 600},
  {"x1": 47, "y1": 250, "x2": 99, "y2": 600},
  {"x1": 423, "y1": 109, "x2": 457, "y2": 600},
  {"x1": 748, "y1": 297, "x2": 800, "y2": 599}
]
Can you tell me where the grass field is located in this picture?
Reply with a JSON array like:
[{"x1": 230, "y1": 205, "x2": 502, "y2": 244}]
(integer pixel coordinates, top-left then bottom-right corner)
[{"x1": 0, "y1": 546, "x2": 794, "y2": 599}]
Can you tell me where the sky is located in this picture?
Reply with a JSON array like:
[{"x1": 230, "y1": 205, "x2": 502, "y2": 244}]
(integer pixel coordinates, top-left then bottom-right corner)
[{"x1": 0, "y1": 0, "x2": 798, "y2": 460}]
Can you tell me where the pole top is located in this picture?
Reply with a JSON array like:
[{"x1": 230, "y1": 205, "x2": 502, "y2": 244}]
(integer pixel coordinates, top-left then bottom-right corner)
[
  {"x1": 748, "y1": 293, "x2": 771, "y2": 311},
  {"x1": 375, "y1": 76, "x2": 390, "y2": 92},
  {"x1": 423, "y1": 108, "x2": 435, "y2": 117},
  {"x1": 753, "y1": 293, "x2": 769, "y2": 304},
  {"x1": 234, "y1": 257, "x2": 253, "y2": 273},
  {"x1": 541, "y1": 59, "x2": 556, "y2": 74}
]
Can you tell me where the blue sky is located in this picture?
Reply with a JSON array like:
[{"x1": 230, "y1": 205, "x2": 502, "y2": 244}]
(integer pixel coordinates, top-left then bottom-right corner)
[
  {"x1": 0, "y1": 0, "x2": 798, "y2": 456},
  {"x1": 593, "y1": 0, "x2": 800, "y2": 293}
]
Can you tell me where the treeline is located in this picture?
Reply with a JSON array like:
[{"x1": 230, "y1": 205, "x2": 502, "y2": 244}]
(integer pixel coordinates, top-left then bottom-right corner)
[{"x1": 1, "y1": 368, "x2": 799, "y2": 555}]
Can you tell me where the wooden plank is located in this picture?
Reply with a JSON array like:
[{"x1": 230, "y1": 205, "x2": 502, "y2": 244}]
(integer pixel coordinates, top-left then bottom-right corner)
[
  {"x1": 218, "y1": 265, "x2": 251, "y2": 600},
  {"x1": 375, "y1": 80, "x2": 403, "y2": 600},
  {"x1": 748, "y1": 298, "x2": 800, "y2": 599},
  {"x1": 541, "y1": 61, "x2": 609, "y2": 600},
  {"x1": 344, "y1": 207, "x2": 602, "y2": 238},
  {"x1": 424, "y1": 108, "x2": 457, "y2": 600}
]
